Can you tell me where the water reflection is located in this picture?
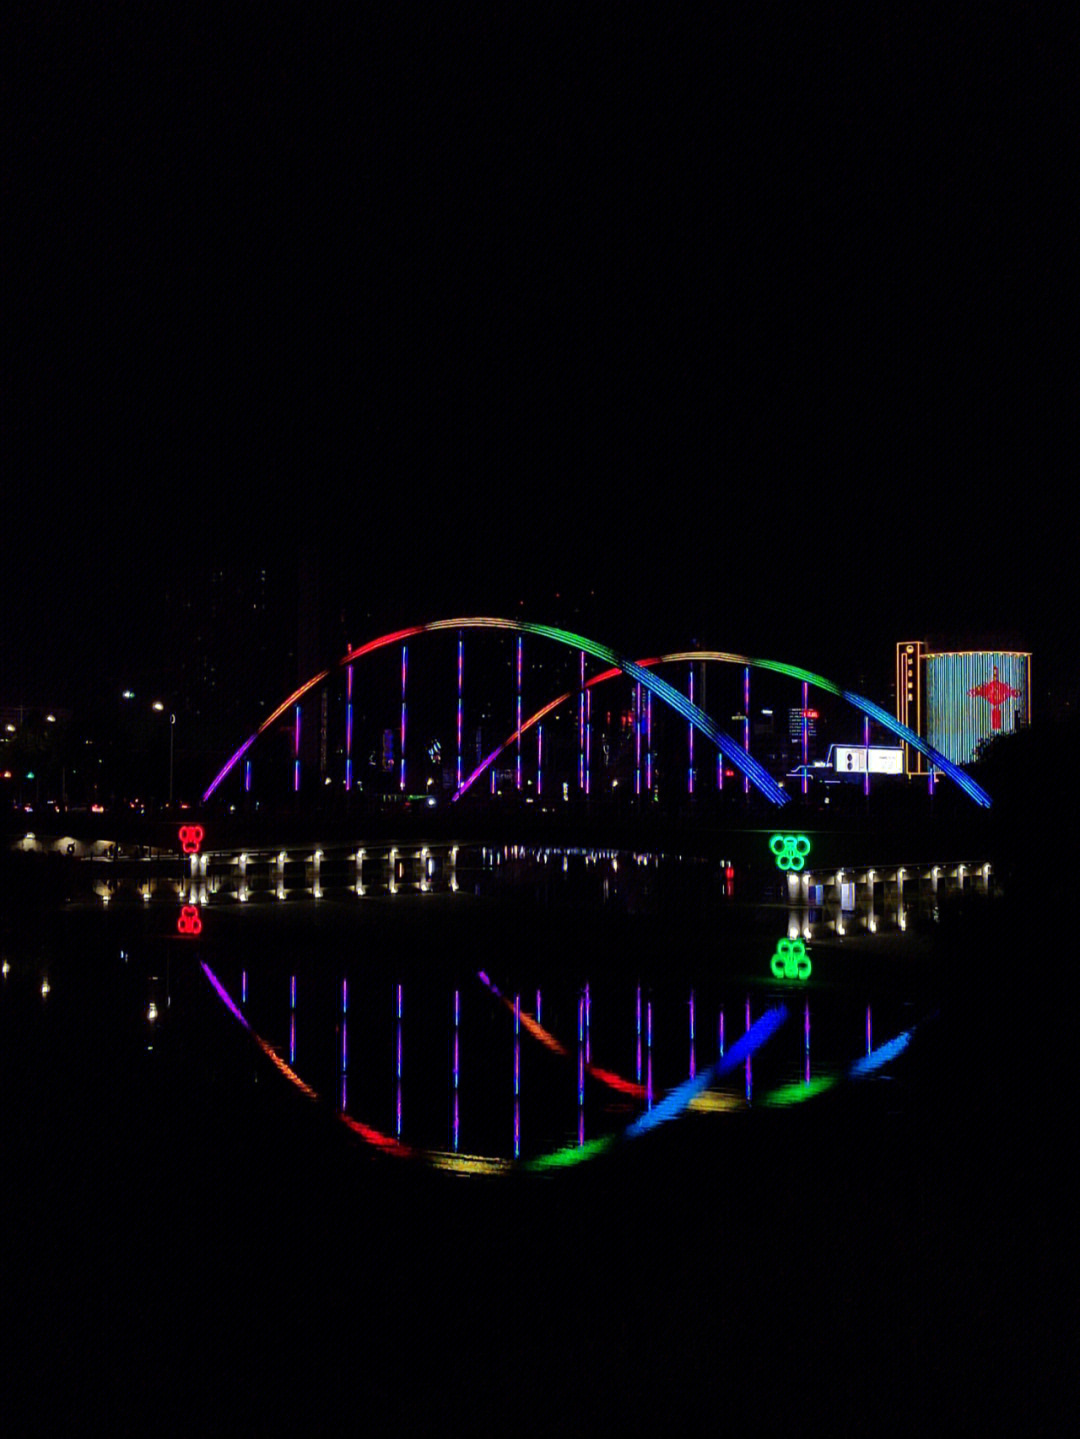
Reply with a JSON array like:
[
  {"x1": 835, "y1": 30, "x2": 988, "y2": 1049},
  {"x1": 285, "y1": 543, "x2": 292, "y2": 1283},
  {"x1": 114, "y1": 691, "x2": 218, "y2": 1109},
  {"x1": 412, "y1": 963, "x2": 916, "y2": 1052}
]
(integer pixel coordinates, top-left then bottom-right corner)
[{"x1": 2, "y1": 893, "x2": 927, "y2": 1183}]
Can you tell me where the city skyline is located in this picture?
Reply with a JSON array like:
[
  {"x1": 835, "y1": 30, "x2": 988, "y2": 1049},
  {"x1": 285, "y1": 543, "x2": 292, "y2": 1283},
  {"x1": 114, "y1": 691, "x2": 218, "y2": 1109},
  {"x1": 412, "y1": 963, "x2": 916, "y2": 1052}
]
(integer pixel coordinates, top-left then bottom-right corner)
[{"x1": 5, "y1": 9, "x2": 1074, "y2": 713}]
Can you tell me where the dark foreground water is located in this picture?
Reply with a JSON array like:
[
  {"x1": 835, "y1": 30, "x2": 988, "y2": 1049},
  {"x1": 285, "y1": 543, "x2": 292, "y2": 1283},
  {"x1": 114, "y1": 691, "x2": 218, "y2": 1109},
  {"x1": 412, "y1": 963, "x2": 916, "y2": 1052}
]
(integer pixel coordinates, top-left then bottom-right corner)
[{"x1": 1, "y1": 882, "x2": 1069, "y2": 1434}]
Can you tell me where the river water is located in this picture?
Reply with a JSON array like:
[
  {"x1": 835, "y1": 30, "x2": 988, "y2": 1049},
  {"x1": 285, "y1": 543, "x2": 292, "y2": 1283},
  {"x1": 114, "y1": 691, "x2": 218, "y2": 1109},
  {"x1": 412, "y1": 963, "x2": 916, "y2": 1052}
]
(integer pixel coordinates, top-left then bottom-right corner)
[{"x1": 0, "y1": 848, "x2": 1066, "y2": 1433}]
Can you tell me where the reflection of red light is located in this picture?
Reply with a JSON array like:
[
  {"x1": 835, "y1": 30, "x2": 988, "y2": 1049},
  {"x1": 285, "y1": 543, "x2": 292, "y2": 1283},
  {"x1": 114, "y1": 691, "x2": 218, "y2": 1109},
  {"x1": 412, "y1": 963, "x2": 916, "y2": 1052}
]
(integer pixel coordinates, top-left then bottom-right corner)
[
  {"x1": 801, "y1": 709, "x2": 819, "y2": 719},
  {"x1": 177, "y1": 905, "x2": 202, "y2": 936},
  {"x1": 178, "y1": 824, "x2": 204, "y2": 854}
]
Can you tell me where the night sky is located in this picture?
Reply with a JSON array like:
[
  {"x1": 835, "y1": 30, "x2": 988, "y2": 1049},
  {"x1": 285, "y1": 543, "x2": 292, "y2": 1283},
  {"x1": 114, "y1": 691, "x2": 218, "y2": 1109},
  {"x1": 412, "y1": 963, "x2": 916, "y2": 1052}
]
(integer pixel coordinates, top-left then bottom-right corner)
[{"x1": 5, "y1": 7, "x2": 1075, "y2": 718}]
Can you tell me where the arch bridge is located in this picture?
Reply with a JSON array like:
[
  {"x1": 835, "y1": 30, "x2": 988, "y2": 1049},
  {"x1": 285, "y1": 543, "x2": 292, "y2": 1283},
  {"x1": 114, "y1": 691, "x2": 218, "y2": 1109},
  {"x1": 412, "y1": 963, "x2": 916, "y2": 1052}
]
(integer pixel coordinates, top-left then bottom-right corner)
[{"x1": 202, "y1": 617, "x2": 991, "y2": 810}]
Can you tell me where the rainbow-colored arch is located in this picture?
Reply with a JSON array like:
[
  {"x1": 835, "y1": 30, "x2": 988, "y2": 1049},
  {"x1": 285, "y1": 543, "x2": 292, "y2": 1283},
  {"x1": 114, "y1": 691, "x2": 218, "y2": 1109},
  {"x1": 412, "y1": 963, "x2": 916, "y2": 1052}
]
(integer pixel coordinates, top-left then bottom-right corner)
[{"x1": 202, "y1": 618, "x2": 991, "y2": 807}]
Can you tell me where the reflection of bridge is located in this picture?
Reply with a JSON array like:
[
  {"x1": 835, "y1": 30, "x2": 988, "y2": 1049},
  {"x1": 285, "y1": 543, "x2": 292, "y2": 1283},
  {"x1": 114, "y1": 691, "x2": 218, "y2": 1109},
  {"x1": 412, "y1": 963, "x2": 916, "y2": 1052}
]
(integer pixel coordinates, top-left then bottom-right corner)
[{"x1": 202, "y1": 617, "x2": 991, "y2": 808}]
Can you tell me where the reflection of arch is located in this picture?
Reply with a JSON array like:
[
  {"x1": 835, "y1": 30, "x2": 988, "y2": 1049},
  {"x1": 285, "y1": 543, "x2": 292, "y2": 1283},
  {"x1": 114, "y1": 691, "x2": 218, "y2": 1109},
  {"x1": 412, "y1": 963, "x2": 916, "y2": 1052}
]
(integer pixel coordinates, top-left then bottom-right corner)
[
  {"x1": 456, "y1": 649, "x2": 992, "y2": 807},
  {"x1": 202, "y1": 620, "x2": 990, "y2": 807}
]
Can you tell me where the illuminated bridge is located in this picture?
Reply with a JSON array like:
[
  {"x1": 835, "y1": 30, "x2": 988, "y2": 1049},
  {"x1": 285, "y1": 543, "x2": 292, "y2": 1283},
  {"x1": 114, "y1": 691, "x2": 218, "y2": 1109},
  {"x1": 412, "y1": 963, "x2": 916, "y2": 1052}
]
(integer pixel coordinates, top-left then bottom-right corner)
[{"x1": 201, "y1": 617, "x2": 991, "y2": 811}]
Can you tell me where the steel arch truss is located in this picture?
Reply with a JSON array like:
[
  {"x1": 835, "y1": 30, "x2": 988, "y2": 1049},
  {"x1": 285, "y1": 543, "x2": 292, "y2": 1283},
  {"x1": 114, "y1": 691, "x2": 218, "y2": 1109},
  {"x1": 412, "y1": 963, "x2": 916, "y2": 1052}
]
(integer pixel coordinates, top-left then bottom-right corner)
[{"x1": 202, "y1": 619, "x2": 990, "y2": 807}]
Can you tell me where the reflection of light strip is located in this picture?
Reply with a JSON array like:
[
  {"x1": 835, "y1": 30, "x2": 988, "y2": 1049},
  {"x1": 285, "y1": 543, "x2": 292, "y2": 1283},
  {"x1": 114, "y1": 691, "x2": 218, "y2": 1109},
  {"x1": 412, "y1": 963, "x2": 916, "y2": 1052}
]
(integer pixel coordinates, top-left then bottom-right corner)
[
  {"x1": 626, "y1": 1006, "x2": 786, "y2": 1138},
  {"x1": 849, "y1": 1030, "x2": 911, "y2": 1076},
  {"x1": 761, "y1": 1076, "x2": 836, "y2": 1106},
  {"x1": 341, "y1": 1114, "x2": 412, "y2": 1156},
  {"x1": 427, "y1": 1151, "x2": 514, "y2": 1176},
  {"x1": 687, "y1": 1090, "x2": 745, "y2": 1113},
  {"x1": 202, "y1": 962, "x2": 407, "y2": 1152},
  {"x1": 525, "y1": 1135, "x2": 616, "y2": 1172},
  {"x1": 478, "y1": 971, "x2": 645, "y2": 1098}
]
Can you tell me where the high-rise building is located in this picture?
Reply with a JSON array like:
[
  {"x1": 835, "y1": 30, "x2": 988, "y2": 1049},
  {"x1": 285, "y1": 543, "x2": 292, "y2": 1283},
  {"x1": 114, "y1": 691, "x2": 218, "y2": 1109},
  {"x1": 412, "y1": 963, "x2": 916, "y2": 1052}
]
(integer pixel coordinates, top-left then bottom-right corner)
[
  {"x1": 896, "y1": 641, "x2": 926, "y2": 774},
  {"x1": 896, "y1": 641, "x2": 1031, "y2": 768}
]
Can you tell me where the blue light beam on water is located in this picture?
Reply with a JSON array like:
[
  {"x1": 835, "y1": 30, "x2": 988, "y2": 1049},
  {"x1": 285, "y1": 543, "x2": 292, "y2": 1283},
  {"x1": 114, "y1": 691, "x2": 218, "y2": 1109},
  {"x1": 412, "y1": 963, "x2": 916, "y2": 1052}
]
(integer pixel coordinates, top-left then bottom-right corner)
[
  {"x1": 848, "y1": 1029, "x2": 911, "y2": 1077},
  {"x1": 625, "y1": 1005, "x2": 787, "y2": 1138}
]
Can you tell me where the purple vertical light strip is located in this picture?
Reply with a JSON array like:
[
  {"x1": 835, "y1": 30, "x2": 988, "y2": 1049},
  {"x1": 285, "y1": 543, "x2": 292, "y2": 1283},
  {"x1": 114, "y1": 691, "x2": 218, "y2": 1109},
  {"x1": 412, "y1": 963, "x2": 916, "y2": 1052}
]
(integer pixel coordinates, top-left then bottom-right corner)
[
  {"x1": 802, "y1": 680, "x2": 809, "y2": 796},
  {"x1": 537, "y1": 723, "x2": 543, "y2": 797},
  {"x1": 294, "y1": 705, "x2": 301, "y2": 792},
  {"x1": 718, "y1": 1008, "x2": 724, "y2": 1058},
  {"x1": 244, "y1": 759, "x2": 252, "y2": 793},
  {"x1": 635, "y1": 681, "x2": 642, "y2": 796},
  {"x1": 646, "y1": 692, "x2": 653, "y2": 790},
  {"x1": 453, "y1": 988, "x2": 460, "y2": 1153},
  {"x1": 514, "y1": 993, "x2": 521, "y2": 1158},
  {"x1": 688, "y1": 665, "x2": 694, "y2": 795},
  {"x1": 579, "y1": 651, "x2": 585, "y2": 790},
  {"x1": 646, "y1": 999, "x2": 653, "y2": 1111},
  {"x1": 457, "y1": 632, "x2": 463, "y2": 793},
  {"x1": 577, "y1": 996, "x2": 585, "y2": 1146},
  {"x1": 864, "y1": 715, "x2": 871, "y2": 796},
  {"x1": 585, "y1": 687, "x2": 591, "y2": 796},
  {"x1": 396, "y1": 984, "x2": 403, "y2": 1140},
  {"x1": 866, "y1": 1004, "x2": 872, "y2": 1056},
  {"x1": 516, "y1": 636, "x2": 523, "y2": 791},
  {"x1": 636, "y1": 985, "x2": 642, "y2": 1084},
  {"x1": 241, "y1": 970, "x2": 247, "y2": 1005},
  {"x1": 400, "y1": 646, "x2": 407, "y2": 792},
  {"x1": 689, "y1": 990, "x2": 695, "y2": 1079},
  {"x1": 290, "y1": 974, "x2": 296, "y2": 1063},
  {"x1": 745, "y1": 995, "x2": 752, "y2": 1102},
  {"x1": 536, "y1": 988, "x2": 542, "y2": 1026},
  {"x1": 585, "y1": 982, "x2": 591, "y2": 1064},
  {"x1": 346, "y1": 664, "x2": 354, "y2": 791},
  {"x1": 743, "y1": 667, "x2": 751, "y2": 795}
]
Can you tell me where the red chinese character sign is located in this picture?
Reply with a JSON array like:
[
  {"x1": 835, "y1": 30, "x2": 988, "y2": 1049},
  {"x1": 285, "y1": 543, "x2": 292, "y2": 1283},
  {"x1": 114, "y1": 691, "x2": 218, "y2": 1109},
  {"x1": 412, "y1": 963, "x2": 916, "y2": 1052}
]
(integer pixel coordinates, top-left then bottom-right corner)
[
  {"x1": 177, "y1": 905, "x2": 202, "y2": 936},
  {"x1": 178, "y1": 824, "x2": 204, "y2": 855},
  {"x1": 968, "y1": 666, "x2": 1021, "y2": 731}
]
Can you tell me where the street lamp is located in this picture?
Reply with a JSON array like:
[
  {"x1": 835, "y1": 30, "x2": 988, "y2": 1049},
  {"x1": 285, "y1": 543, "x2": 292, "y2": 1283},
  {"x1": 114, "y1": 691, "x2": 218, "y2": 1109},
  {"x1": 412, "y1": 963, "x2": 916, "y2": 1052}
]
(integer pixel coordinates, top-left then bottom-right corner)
[{"x1": 153, "y1": 703, "x2": 175, "y2": 809}]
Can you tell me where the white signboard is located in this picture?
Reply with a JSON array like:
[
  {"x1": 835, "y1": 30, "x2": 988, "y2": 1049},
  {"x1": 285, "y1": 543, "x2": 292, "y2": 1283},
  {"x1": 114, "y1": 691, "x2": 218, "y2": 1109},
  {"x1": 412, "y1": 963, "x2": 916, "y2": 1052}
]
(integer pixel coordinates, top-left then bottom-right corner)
[
  {"x1": 833, "y1": 745, "x2": 904, "y2": 775},
  {"x1": 868, "y1": 746, "x2": 904, "y2": 775},
  {"x1": 833, "y1": 746, "x2": 867, "y2": 774}
]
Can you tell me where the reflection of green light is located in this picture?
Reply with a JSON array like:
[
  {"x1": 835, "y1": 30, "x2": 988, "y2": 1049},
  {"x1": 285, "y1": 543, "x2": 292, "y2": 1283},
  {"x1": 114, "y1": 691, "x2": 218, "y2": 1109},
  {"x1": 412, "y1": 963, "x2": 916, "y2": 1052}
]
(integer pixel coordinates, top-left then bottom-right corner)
[
  {"x1": 524, "y1": 1135, "x2": 616, "y2": 1171},
  {"x1": 761, "y1": 1076, "x2": 835, "y2": 1106},
  {"x1": 770, "y1": 834, "x2": 810, "y2": 870},
  {"x1": 771, "y1": 938, "x2": 811, "y2": 980}
]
